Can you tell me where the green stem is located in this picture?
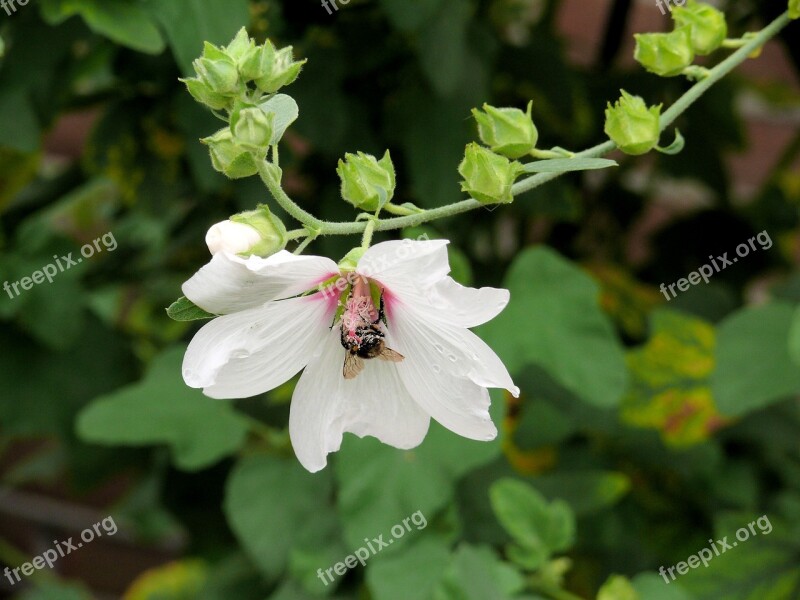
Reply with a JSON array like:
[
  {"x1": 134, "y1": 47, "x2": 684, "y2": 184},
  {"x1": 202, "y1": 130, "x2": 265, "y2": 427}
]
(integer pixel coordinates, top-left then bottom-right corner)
[
  {"x1": 255, "y1": 12, "x2": 790, "y2": 239},
  {"x1": 293, "y1": 235, "x2": 317, "y2": 255},
  {"x1": 286, "y1": 228, "x2": 307, "y2": 241}
]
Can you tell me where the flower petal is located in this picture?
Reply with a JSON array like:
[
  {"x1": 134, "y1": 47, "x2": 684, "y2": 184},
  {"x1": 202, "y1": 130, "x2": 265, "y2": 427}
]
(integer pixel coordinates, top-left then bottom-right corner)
[
  {"x1": 391, "y1": 304, "x2": 519, "y2": 396},
  {"x1": 289, "y1": 327, "x2": 430, "y2": 473},
  {"x1": 386, "y1": 306, "x2": 498, "y2": 441},
  {"x1": 183, "y1": 293, "x2": 337, "y2": 399},
  {"x1": 182, "y1": 250, "x2": 338, "y2": 315},
  {"x1": 358, "y1": 239, "x2": 450, "y2": 293}
]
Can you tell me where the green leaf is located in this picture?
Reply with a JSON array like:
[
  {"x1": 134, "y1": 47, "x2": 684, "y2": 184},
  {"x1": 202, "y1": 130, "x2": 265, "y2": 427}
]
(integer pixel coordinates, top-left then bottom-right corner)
[
  {"x1": 0, "y1": 89, "x2": 40, "y2": 153},
  {"x1": 224, "y1": 454, "x2": 342, "y2": 582},
  {"x1": 712, "y1": 302, "x2": 800, "y2": 417},
  {"x1": 787, "y1": 304, "x2": 800, "y2": 366},
  {"x1": 479, "y1": 247, "x2": 628, "y2": 408},
  {"x1": 489, "y1": 478, "x2": 575, "y2": 570},
  {"x1": 531, "y1": 471, "x2": 631, "y2": 517},
  {"x1": 76, "y1": 346, "x2": 249, "y2": 470},
  {"x1": 598, "y1": 575, "x2": 639, "y2": 600},
  {"x1": 17, "y1": 581, "x2": 92, "y2": 600},
  {"x1": 521, "y1": 158, "x2": 618, "y2": 173},
  {"x1": 40, "y1": 0, "x2": 165, "y2": 54},
  {"x1": 432, "y1": 544, "x2": 526, "y2": 600},
  {"x1": 631, "y1": 573, "x2": 695, "y2": 599},
  {"x1": 335, "y1": 415, "x2": 500, "y2": 551},
  {"x1": 680, "y1": 512, "x2": 800, "y2": 599},
  {"x1": 259, "y1": 94, "x2": 300, "y2": 145},
  {"x1": 367, "y1": 537, "x2": 452, "y2": 600},
  {"x1": 144, "y1": 0, "x2": 251, "y2": 75},
  {"x1": 167, "y1": 296, "x2": 216, "y2": 321}
]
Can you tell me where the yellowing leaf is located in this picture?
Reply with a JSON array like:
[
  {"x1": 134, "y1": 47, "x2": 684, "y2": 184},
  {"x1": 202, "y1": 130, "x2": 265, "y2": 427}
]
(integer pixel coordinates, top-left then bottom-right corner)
[
  {"x1": 123, "y1": 560, "x2": 207, "y2": 600},
  {"x1": 622, "y1": 310, "x2": 728, "y2": 445}
]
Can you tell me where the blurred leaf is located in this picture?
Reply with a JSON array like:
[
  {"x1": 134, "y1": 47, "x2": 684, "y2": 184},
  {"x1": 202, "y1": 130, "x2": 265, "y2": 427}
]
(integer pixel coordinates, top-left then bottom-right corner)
[
  {"x1": 17, "y1": 581, "x2": 92, "y2": 600},
  {"x1": 77, "y1": 346, "x2": 249, "y2": 470},
  {"x1": 122, "y1": 559, "x2": 207, "y2": 600},
  {"x1": 598, "y1": 575, "x2": 639, "y2": 600},
  {"x1": 432, "y1": 544, "x2": 525, "y2": 600},
  {"x1": 260, "y1": 94, "x2": 300, "y2": 145},
  {"x1": 631, "y1": 573, "x2": 695, "y2": 599},
  {"x1": 480, "y1": 247, "x2": 628, "y2": 408},
  {"x1": 367, "y1": 537, "x2": 452, "y2": 600},
  {"x1": 712, "y1": 302, "x2": 800, "y2": 417},
  {"x1": 531, "y1": 471, "x2": 631, "y2": 517},
  {"x1": 489, "y1": 478, "x2": 575, "y2": 570},
  {"x1": 622, "y1": 310, "x2": 728, "y2": 446},
  {"x1": 416, "y1": 0, "x2": 472, "y2": 96},
  {"x1": 680, "y1": 513, "x2": 800, "y2": 599},
  {"x1": 335, "y1": 418, "x2": 500, "y2": 551},
  {"x1": 586, "y1": 263, "x2": 663, "y2": 339},
  {"x1": 144, "y1": 0, "x2": 251, "y2": 74},
  {"x1": 40, "y1": 0, "x2": 165, "y2": 54},
  {"x1": 0, "y1": 89, "x2": 40, "y2": 153},
  {"x1": 378, "y1": 0, "x2": 446, "y2": 32},
  {"x1": 224, "y1": 454, "x2": 341, "y2": 582}
]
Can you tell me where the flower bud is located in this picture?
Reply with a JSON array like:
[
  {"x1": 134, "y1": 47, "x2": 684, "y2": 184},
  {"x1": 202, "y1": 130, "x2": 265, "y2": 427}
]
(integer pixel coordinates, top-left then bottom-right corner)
[
  {"x1": 206, "y1": 206, "x2": 288, "y2": 257},
  {"x1": 225, "y1": 27, "x2": 255, "y2": 65},
  {"x1": 245, "y1": 41, "x2": 306, "y2": 93},
  {"x1": 458, "y1": 143, "x2": 523, "y2": 205},
  {"x1": 231, "y1": 107, "x2": 275, "y2": 149},
  {"x1": 182, "y1": 78, "x2": 232, "y2": 111},
  {"x1": 790, "y1": 0, "x2": 799, "y2": 19},
  {"x1": 604, "y1": 91, "x2": 662, "y2": 155},
  {"x1": 672, "y1": 1, "x2": 728, "y2": 55},
  {"x1": 337, "y1": 151, "x2": 396, "y2": 212},
  {"x1": 634, "y1": 28, "x2": 695, "y2": 77},
  {"x1": 201, "y1": 128, "x2": 258, "y2": 179},
  {"x1": 192, "y1": 42, "x2": 239, "y2": 95},
  {"x1": 472, "y1": 101, "x2": 539, "y2": 159}
]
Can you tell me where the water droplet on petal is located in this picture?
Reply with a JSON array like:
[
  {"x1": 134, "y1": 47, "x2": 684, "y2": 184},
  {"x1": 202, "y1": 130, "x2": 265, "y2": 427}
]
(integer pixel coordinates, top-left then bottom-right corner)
[
  {"x1": 432, "y1": 364, "x2": 442, "y2": 374},
  {"x1": 447, "y1": 354, "x2": 457, "y2": 362},
  {"x1": 433, "y1": 343, "x2": 444, "y2": 354}
]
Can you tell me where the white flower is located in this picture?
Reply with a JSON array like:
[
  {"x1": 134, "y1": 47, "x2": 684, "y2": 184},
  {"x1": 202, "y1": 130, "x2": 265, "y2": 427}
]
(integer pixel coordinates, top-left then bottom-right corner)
[
  {"x1": 205, "y1": 220, "x2": 263, "y2": 256},
  {"x1": 181, "y1": 239, "x2": 519, "y2": 472}
]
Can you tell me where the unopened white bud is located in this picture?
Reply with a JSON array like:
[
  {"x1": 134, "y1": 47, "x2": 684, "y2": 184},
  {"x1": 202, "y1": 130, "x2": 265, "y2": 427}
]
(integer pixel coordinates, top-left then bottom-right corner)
[{"x1": 205, "y1": 220, "x2": 263, "y2": 256}]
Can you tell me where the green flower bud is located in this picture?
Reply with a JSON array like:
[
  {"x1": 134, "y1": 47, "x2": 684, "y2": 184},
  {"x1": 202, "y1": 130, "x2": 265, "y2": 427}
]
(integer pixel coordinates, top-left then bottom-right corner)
[
  {"x1": 192, "y1": 42, "x2": 239, "y2": 95},
  {"x1": 604, "y1": 90, "x2": 662, "y2": 155},
  {"x1": 472, "y1": 101, "x2": 539, "y2": 159},
  {"x1": 182, "y1": 77, "x2": 232, "y2": 111},
  {"x1": 458, "y1": 143, "x2": 524, "y2": 205},
  {"x1": 245, "y1": 40, "x2": 307, "y2": 93},
  {"x1": 201, "y1": 128, "x2": 259, "y2": 179},
  {"x1": 790, "y1": 0, "x2": 800, "y2": 19},
  {"x1": 339, "y1": 247, "x2": 366, "y2": 272},
  {"x1": 231, "y1": 107, "x2": 275, "y2": 150},
  {"x1": 672, "y1": 1, "x2": 728, "y2": 55},
  {"x1": 634, "y1": 27, "x2": 695, "y2": 77},
  {"x1": 225, "y1": 27, "x2": 255, "y2": 65},
  {"x1": 337, "y1": 151, "x2": 396, "y2": 212}
]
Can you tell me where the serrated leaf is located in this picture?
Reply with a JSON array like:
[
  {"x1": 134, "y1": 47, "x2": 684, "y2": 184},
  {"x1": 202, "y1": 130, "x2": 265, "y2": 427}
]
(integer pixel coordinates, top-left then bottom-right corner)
[{"x1": 167, "y1": 296, "x2": 216, "y2": 321}]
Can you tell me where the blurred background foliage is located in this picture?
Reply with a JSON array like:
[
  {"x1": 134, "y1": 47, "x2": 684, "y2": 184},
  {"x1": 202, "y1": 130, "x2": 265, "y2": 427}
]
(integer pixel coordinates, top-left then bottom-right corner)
[{"x1": 0, "y1": 0, "x2": 799, "y2": 599}]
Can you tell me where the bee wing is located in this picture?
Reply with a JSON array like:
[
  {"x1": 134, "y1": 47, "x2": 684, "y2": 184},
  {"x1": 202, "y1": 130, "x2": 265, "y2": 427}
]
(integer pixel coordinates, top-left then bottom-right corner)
[
  {"x1": 343, "y1": 352, "x2": 365, "y2": 379},
  {"x1": 378, "y1": 347, "x2": 405, "y2": 363}
]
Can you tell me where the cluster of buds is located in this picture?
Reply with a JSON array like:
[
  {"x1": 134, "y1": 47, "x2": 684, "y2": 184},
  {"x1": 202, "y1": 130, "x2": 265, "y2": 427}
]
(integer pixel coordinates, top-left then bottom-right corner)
[
  {"x1": 635, "y1": 1, "x2": 727, "y2": 76},
  {"x1": 205, "y1": 205, "x2": 288, "y2": 257},
  {"x1": 183, "y1": 29, "x2": 305, "y2": 179},
  {"x1": 183, "y1": 28, "x2": 305, "y2": 111},
  {"x1": 604, "y1": 91, "x2": 662, "y2": 156},
  {"x1": 337, "y1": 151, "x2": 396, "y2": 212}
]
